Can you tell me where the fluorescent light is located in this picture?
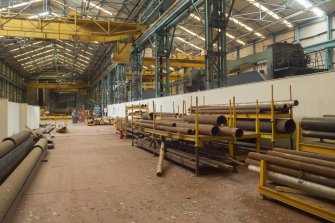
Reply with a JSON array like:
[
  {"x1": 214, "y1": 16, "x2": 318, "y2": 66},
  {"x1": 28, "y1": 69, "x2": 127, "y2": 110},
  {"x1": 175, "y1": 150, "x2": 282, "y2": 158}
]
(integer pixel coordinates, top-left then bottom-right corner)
[
  {"x1": 176, "y1": 48, "x2": 185, "y2": 53},
  {"x1": 246, "y1": 0, "x2": 293, "y2": 28},
  {"x1": 0, "y1": 0, "x2": 42, "y2": 11},
  {"x1": 175, "y1": 37, "x2": 204, "y2": 51},
  {"x1": 295, "y1": 0, "x2": 326, "y2": 17},
  {"x1": 28, "y1": 11, "x2": 49, "y2": 19},
  {"x1": 85, "y1": 0, "x2": 113, "y2": 16}
]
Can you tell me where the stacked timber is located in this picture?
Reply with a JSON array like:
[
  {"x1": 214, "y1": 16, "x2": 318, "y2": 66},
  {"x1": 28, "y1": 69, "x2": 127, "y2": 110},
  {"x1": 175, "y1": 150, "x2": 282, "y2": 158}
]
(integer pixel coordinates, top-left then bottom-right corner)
[
  {"x1": 135, "y1": 115, "x2": 244, "y2": 137},
  {"x1": 301, "y1": 116, "x2": 335, "y2": 139},
  {"x1": 189, "y1": 100, "x2": 298, "y2": 114},
  {"x1": 246, "y1": 148, "x2": 335, "y2": 201}
]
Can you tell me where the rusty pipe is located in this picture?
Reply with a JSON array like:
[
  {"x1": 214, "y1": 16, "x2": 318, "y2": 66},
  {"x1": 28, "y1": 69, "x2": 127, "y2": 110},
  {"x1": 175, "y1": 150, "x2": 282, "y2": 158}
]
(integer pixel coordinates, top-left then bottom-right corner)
[
  {"x1": 246, "y1": 158, "x2": 335, "y2": 188},
  {"x1": 219, "y1": 127, "x2": 244, "y2": 138},
  {"x1": 183, "y1": 115, "x2": 227, "y2": 125},
  {"x1": 236, "y1": 119, "x2": 296, "y2": 134},
  {"x1": 273, "y1": 148, "x2": 335, "y2": 162},
  {"x1": 267, "y1": 150, "x2": 335, "y2": 169},
  {"x1": 248, "y1": 152, "x2": 335, "y2": 179},
  {"x1": 135, "y1": 122, "x2": 194, "y2": 135},
  {"x1": 175, "y1": 123, "x2": 220, "y2": 136},
  {"x1": 0, "y1": 140, "x2": 15, "y2": 159},
  {"x1": 139, "y1": 120, "x2": 176, "y2": 127}
]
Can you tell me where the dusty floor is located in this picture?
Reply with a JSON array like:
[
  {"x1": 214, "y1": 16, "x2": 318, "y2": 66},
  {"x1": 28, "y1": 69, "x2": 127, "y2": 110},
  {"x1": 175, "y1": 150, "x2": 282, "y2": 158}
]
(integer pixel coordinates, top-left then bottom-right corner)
[{"x1": 12, "y1": 125, "x2": 323, "y2": 223}]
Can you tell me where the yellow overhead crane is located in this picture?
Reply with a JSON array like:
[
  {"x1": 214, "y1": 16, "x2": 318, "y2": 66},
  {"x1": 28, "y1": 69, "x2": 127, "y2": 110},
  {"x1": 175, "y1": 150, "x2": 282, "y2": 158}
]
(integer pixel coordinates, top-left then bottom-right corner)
[{"x1": 0, "y1": 12, "x2": 146, "y2": 42}]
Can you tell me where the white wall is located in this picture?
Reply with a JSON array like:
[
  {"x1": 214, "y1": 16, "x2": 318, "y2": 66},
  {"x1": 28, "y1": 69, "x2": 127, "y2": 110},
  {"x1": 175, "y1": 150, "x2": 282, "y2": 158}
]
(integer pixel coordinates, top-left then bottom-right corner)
[
  {"x1": 7, "y1": 102, "x2": 20, "y2": 136},
  {"x1": 108, "y1": 71, "x2": 335, "y2": 121},
  {"x1": 0, "y1": 99, "x2": 40, "y2": 140}
]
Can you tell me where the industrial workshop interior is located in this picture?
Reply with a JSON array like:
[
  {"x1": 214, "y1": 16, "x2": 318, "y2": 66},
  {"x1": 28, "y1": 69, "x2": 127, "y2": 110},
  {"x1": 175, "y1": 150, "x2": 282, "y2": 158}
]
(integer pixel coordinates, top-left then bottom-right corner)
[{"x1": 1, "y1": 0, "x2": 335, "y2": 222}]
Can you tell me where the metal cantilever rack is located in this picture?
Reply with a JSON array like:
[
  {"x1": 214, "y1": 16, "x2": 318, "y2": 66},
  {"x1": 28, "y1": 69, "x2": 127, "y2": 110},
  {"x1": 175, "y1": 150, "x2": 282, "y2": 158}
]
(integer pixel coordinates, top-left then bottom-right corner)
[{"x1": 131, "y1": 97, "x2": 236, "y2": 176}]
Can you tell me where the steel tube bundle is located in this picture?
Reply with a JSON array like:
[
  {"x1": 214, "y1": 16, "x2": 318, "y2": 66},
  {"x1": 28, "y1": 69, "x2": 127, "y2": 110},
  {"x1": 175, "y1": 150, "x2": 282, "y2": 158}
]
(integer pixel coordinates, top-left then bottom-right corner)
[
  {"x1": 0, "y1": 138, "x2": 47, "y2": 222},
  {"x1": 219, "y1": 127, "x2": 244, "y2": 138},
  {"x1": 246, "y1": 158, "x2": 335, "y2": 188},
  {"x1": 236, "y1": 119, "x2": 296, "y2": 134},
  {"x1": 135, "y1": 122, "x2": 194, "y2": 135},
  {"x1": 175, "y1": 123, "x2": 220, "y2": 136},
  {"x1": 194, "y1": 109, "x2": 288, "y2": 115},
  {"x1": 248, "y1": 165, "x2": 335, "y2": 202},
  {"x1": 183, "y1": 115, "x2": 227, "y2": 126}
]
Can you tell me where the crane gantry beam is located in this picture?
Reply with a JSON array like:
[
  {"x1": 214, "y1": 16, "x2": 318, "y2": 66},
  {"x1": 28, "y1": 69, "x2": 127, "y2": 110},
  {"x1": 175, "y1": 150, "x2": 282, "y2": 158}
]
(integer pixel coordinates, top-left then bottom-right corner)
[{"x1": 0, "y1": 13, "x2": 146, "y2": 42}]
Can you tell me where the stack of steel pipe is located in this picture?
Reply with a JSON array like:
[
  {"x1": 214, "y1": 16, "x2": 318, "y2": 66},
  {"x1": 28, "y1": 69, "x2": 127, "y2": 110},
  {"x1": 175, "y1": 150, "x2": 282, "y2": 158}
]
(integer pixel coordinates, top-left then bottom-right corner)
[
  {"x1": 246, "y1": 148, "x2": 335, "y2": 201},
  {"x1": 136, "y1": 115, "x2": 244, "y2": 137},
  {"x1": 0, "y1": 131, "x2": 48, "y2": 222},
  {"x1": 301, "y1": 117, "x2": 335, "y2": 139},
  {"x1": 142, "y1": 112, "x2": 179, "y2": 120},
  {"x1": 189, "y1": 100, "x2": 298, "y2": 114},
  {"x1": 236, "y1": 119, "x2": 296, "y2": 134}
]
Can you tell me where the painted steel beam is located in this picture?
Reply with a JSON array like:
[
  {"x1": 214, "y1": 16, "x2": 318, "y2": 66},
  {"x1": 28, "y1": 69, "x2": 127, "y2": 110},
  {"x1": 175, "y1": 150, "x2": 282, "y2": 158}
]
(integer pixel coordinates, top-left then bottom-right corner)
[
  {"x1": 23, "y1": 82, "x2": 88, "y2": 89},
  {"x1": 0, "y1": 14, "x2": 146, "y2": 42},
  {"x1": 143, "y1": 57, "x2": 205, "y2": 68}
]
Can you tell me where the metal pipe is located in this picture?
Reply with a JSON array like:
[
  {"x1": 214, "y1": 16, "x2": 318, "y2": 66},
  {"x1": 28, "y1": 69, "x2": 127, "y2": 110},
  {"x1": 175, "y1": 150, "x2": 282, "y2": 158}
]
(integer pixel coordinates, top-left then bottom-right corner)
[
  {"x1": 236, "y1": 119, "x2": 296, "y2": 134},
  {"x1": 183, "y1": 115, "x2": 227, "y2": 125},
  {"x1": 248, "y1": 152, "x2": 335, "y2": 179},
  {"x1": 267, "y1": 150, "x2": 335, "y2": 169},
  {"x1": 273, "y1": 148, "x2": 335, "y2": 162},
  {"x1": 301, "y1": 117, "x2": 335, "y2": 132},
  {"x1": 135, "y1": 122, "x2": 194, "y2": 135},
  {"x1": 0, "y1": 139, "x2": 47, "y2": 222},
  {"x1": 156, "y1": 137, "x2": 165, "y2": 176},
  {"x1": 219, "y1": 127, "x2": 244, "y2": 138},
  {"x1": 0, "y1": 137, "x2": 34, "y2": 184},
  {"x1": 142, "y1": 113, "x2": 153, "y2": 120},
  {"x1": 0, "y1": 140, "x2": 15, "y2": 159},
  {"x1": 192, "y1": 100, "x2": 298, "y2": 111},
  {"x1": 139, "y1": 120, "x2": 177, "y2": 127},
  {"x1": 246, "y1": 158, "x2": 335, "y2": 188},
  {"x1": 192, "y1": 109, "x2": 289, "y2": 114},
  {"x1": 175, "y1": 123, "x2": 220, "y2": 136},
  {"x1": 302, "y1": 130, "x2": 335, "y2": 140},
  {"x1": 2, "y1": 130, "x2": 31, "y2": 147},
  {"x1": 248, "y1": 165, "x2": 335, "y2": 202}
]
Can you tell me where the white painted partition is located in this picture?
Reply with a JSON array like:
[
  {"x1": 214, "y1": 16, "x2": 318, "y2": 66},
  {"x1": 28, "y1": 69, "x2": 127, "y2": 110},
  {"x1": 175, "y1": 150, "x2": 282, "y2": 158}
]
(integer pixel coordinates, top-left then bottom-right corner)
[
  {"x1": 0, "y1": 99, "x2": 40, "y2": 140},
  {"x1": 108, "y1": 71, "x2": 335, "y2": 121}
]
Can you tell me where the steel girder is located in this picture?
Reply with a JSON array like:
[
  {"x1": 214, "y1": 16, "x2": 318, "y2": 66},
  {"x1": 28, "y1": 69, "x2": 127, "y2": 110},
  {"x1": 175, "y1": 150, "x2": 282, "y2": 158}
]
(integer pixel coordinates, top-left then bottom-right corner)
[
  {"x1": 154, "y1": 27, "x2": 175, "y2": 97},
  {"x1": 130, "y1": 49, "x2": 144, "y2": 101},
  {"x1": 205, "y1": 0, "x2": 228, "y2": 89}
]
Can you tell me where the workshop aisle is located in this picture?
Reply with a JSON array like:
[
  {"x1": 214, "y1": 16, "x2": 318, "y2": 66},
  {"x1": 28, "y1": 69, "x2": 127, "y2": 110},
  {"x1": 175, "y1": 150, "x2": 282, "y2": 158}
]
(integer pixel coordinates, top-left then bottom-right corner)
[{"x1": 12, "y1": 125, "x2": 321, "y2": 223}]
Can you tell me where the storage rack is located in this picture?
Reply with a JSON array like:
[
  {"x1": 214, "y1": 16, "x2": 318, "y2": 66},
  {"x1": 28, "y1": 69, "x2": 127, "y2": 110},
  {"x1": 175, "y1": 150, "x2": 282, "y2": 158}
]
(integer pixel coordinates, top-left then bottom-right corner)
[
  {"x1": 124, "y1": 103, "x2": 149, "y2": 137},
  {"x1": 296, "y1": 122, "x2": 335, "y2": 156},
  {"x1": 131, "y1": 97, "x2": 236, "y2": 175},
  {"x1": 257, "y1": 159, "x2": 335, "y2": 222}
]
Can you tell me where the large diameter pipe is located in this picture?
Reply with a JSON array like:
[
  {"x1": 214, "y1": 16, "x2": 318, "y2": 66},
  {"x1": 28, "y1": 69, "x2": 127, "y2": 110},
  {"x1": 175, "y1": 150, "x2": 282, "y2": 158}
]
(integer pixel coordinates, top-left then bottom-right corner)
[
  {"x1": 175, "y1": 123, "x2": 220, "y2": 136},
  {"x1": 302, "y1": 130, "x2": 335, "y2": 140},
  {"x1": 0, "y1": 137, "x2": 35, "y2": 184},
  {"x1": 219, "y1": 127, "x2": 244, "y2": 138},
  {"x1": 301, "y1": 117, "x2": 335, "y2": 132},
  {"x1": 0, "y1": 146, "x2": 43, "y2": 222},
  {"x1": 267, "y1": 150, "x2": 335, "y2": 169},
  {"x1": 248, "y1": 165, "x2": 335, "y2": 202},
  {"x1": 246, "y1": 158, "x2": 335, "y2": 188},
  {"x1": 236, "y1": 119, "x2": 296, "y2": 134},
  {"x1": 2, "y1": 130, "x2": 31, "y2": 147},
  {"x1": 248, "y1": 152, "x2": 335, "y2": 179},
  {"x1": 142, "y1": 113, "x2": 153, "y2": 120},
  {"x1": 33, "y1": 138, "x2": 48, "y2": 151},
  {"x1": 273, "y1": 148, "x2": 335, "y2": 162},
  {"x1": 135, "y1": 122, "x2": 194, "y2": 135},
  {"x1": 193, "y1": 109, "x2": 288, "y2": 114},
  {"x1": 0, "y1": 140, "x2": 15, "y2": 159},
  {"x1": 183, "y1": 115, "x2": 227, "y2": 125}
]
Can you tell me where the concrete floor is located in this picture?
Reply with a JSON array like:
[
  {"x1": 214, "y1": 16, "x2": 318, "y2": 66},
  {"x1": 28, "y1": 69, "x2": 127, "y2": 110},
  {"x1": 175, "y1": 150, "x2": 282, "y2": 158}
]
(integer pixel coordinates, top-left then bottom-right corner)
[{"x1": 12, "y1": 125, "x2": 323, "y2": 223}]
